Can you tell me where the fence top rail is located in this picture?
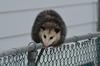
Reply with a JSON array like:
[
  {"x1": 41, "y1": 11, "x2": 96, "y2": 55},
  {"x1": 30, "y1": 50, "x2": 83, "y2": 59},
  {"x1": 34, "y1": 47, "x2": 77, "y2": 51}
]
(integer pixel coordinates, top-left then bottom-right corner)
[
  {"x1": 0, "y1": 32, "x2": 100, "y2": 57},
  {"x1": 65, "y1": 32, "x2": 100, "y2": 43}
]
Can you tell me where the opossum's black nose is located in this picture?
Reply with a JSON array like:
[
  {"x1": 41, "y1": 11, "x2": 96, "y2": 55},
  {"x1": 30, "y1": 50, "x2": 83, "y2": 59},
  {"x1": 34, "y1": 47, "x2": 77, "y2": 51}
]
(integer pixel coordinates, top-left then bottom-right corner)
[{"x1": 43, "y1": 44, "x2": 49, "y2": 48}]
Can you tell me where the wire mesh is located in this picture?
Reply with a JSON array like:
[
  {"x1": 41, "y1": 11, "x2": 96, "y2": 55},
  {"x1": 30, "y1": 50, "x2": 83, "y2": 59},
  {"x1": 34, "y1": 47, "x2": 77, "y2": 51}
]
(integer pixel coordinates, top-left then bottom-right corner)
[
  {"x1": 0, "y1": 33, "x2": 99, "y2": 66},
  {"x1": 37, "y1": 38, "x2": 97, "y2": 66},
  {"x1": 0, "y1": 51, "x2": 27, "y2": 66}
]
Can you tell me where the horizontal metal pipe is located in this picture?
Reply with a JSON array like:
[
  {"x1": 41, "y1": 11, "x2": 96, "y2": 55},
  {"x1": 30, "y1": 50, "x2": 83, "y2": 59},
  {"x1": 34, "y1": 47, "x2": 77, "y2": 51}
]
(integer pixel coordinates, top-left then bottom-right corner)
[
  {"x1": 0, "y1": 32, "x2": 100, "y2": 57},
  {"x1": 65, "y1": 32, "x2": 100, "y2": 43}
]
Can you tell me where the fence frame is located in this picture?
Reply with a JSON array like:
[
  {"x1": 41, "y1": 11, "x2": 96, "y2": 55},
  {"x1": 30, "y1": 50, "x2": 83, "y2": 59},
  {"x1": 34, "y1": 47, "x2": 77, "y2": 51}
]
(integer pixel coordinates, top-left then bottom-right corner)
[
  {"x1": 97, "y1": 0, "x2": 100, "y2": 66},
  {"x1": 0, "y1": 32, "x2": 100, "y2": 66}
]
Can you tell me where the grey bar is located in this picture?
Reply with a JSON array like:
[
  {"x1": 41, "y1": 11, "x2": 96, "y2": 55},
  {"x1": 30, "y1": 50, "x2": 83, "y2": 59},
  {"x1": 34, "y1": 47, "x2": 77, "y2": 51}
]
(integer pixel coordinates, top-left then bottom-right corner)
[{"x1": 0, "y1": 32, "x2": 100, "y2": 57}]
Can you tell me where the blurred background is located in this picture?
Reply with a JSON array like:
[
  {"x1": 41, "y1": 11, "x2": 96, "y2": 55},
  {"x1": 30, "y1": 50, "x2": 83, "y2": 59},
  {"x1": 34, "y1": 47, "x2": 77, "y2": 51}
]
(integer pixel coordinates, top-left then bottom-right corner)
[{"x1": 0, "y1": 0, "x2": 98, "y2": 51}]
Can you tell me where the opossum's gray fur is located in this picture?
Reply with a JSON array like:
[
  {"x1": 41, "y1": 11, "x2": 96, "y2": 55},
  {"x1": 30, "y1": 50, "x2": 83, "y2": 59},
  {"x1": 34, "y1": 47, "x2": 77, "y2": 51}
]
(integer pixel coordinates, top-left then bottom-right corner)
[
  {"x1": 30, "y1": 10, "x2": 67, "y2": 65},
  {"x1": 31, "y1": 10, "x2": 66, "y2": 47}
]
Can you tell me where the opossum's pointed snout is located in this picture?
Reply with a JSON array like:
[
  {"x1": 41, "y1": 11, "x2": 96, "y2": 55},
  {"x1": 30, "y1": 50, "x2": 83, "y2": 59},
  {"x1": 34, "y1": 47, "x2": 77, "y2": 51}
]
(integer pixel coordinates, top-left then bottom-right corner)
[{"x1": 43, "y1": 43, "x2": 49, "y2": 48}]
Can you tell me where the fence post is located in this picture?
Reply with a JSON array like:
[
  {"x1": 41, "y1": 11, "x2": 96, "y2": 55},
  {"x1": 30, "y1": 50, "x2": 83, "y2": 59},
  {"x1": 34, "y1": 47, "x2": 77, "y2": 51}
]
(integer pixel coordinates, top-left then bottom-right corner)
[
  {"x1": 27, "y1": 42, "x2": 37, "y2": 66},
  {"x1": 97, "y1": 0, "x2": 100, "y2": 66}
]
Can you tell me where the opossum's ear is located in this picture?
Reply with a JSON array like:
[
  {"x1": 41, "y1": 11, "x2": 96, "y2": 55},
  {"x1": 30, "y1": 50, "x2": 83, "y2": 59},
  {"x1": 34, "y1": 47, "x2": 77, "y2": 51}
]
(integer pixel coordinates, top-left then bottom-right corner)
[
  {"x1": 40, "y1": 26, "x2": 45, "y2": 30},
  {"x1": 55, "y1": 28, "x2": 61, "y2": 33}
]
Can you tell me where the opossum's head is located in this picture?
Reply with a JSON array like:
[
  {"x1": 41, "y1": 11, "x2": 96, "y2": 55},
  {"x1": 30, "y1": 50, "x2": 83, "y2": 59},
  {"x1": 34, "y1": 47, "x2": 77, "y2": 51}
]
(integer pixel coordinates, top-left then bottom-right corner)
[{"x1": 39, "y1": 27, "x2": 61, "y2": 48}]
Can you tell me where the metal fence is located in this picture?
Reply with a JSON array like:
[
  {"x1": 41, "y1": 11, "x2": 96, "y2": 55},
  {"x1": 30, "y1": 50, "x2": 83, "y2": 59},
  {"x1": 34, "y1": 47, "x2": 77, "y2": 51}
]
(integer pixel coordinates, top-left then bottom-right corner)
[{"x1": 0, "y1": 32, "x2": 100, "y2": 66}]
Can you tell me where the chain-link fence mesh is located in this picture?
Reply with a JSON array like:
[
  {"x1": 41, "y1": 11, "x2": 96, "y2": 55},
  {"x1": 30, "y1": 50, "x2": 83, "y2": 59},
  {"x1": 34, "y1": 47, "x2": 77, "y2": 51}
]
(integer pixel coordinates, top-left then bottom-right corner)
[
  {"x1": 0, "y1": 50, "x2": 27, "y2": 66},
  {"x1": 37, "y1": 38, "x2": 97, "y2": 66},
  {"x1": 0, "y1": 33, "x2": 99, "y2": 66}
]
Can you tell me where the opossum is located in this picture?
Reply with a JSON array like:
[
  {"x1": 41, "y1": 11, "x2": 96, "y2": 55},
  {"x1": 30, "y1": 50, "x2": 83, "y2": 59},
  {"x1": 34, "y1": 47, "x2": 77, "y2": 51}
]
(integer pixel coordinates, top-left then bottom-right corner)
[{"x1": 31, "y1": 10, "x2": 66, "y2": 65}]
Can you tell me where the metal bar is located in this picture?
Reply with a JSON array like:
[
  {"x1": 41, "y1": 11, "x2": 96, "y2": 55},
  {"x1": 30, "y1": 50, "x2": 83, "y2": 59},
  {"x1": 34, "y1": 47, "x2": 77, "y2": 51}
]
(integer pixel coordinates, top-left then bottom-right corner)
[
  {"x1": 97, "y1": 0, "x2": 100, "y2": 31},
  {"x1": 0, "y1": 42, "x2": 42, "y2": 57},
  {"x1": 0, "y1": 32, "x2": 100, "y2": 57},
  {"x1": 96, "y1": 0, "x2": 100, "y2": 66},
  {"x1": 65, "y1": 32, "x2": 100, "y2": 43},
  {"x1": 0, "y1": 46, "x2": 28, "y2": 57}
]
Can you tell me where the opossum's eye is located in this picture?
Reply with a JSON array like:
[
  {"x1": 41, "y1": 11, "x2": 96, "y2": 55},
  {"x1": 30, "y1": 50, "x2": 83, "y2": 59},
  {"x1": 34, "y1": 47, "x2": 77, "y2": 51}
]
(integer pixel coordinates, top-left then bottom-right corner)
[
  {"x1": 41, "y1": 26, "x2": 45, "y2": 30},
  {"x1": 55, "y1": 28, "x2": 60, "y2": 33},
  {"x1": 50, "y1": 36, "x2": 53, "y2": 40},
  {"x1": 44, "y1": 35, "x2": 46, "y2": 39}
]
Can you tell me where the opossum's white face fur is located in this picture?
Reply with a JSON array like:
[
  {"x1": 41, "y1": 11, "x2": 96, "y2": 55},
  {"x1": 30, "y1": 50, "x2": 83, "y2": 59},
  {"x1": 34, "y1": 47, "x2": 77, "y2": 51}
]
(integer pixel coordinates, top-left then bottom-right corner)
[{"x1": 39, "y1": 28, "x2": 61, "y2": 48}]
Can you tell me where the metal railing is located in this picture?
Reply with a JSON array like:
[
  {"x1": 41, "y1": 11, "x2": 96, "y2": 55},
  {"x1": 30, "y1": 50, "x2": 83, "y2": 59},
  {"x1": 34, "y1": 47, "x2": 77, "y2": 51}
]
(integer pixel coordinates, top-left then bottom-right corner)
[{"x1": 0, "y1": 32, "x2": 100, "y2": 66}]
